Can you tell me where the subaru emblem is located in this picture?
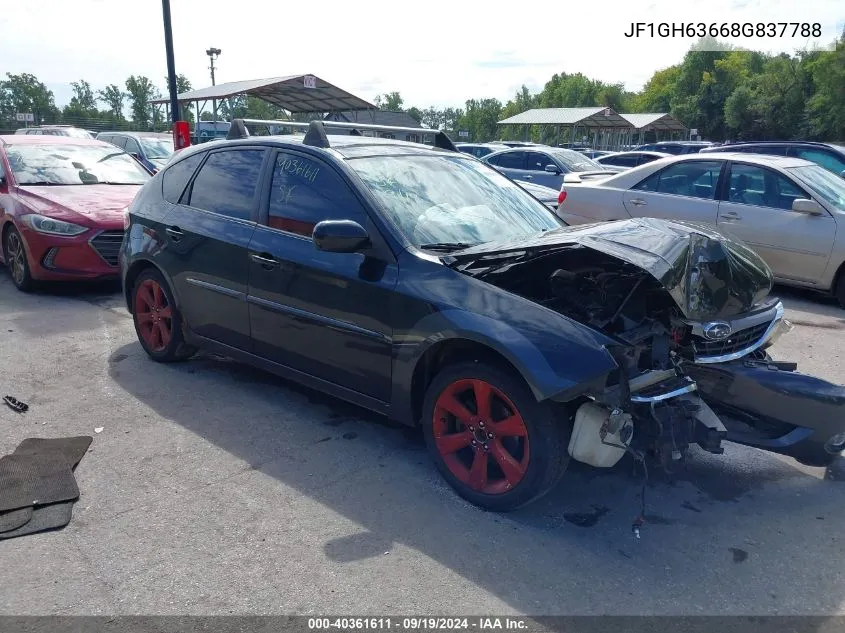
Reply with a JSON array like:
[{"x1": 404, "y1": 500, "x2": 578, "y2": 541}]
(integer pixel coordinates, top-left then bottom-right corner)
[{"x1": 703, "y1": 322, "x2": 732, "y2": 341}]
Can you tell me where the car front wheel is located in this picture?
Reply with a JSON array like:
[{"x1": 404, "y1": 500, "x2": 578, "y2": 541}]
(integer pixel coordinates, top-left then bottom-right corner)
[
  {"x1": 131, "y1": 269, "x2": 195, "y2": 362},
  {"x1": 422, "y1": 362, "x2": 570, "y2": 511},
  {"x1": 3, "y1": 225, "x2": 34, "y2": 292}
]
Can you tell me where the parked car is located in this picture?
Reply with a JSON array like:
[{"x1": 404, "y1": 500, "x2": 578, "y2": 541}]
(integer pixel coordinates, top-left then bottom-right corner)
[
  {"x1": 577, "y1": 149, "x2": 614, "y2": 160},
  {"x1": 14, "y1": 125, "x2": 95, "y2": 139},
  {"x1": 456, "y1": 143, "x2": 509, "y2": 159},
  {"x1": 97, "y1": 131, "x2": 175, "y2": 173},
  {"x1": 701, "y1": 141, "x2": 845, "y2": 179},
  {"x1": 555, "y1": 153, "x2": 845, "y2": 306},
  {"x1": 634, "y1": 141, "x2": 715, "y2": 155},
  {"x1": 0, "y1": 135, "x2": 151, "y2": 291},
  {"x1": 120, "y1": 120, "x2": 845, "y2": 514},
  {"x1": 496, "y1": 141, "x2": 546, "y2": 148},
  {"x1": 483, "y1": 147, "x2": 615, "y2": 189},
  {"x1": 595, "y1": 150, "x2": 670, "y2": 169}
]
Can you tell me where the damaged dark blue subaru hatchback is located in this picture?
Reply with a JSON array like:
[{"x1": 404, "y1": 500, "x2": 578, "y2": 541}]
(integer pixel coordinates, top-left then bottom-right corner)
[{"x1": 120, "y1": 119, "x2": 845, "y2": 513}]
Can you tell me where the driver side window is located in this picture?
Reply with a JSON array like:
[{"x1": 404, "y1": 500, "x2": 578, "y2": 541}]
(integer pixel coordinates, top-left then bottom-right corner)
[{"x1": 267, "y1": 152, "x2": 367, "y2": 237}]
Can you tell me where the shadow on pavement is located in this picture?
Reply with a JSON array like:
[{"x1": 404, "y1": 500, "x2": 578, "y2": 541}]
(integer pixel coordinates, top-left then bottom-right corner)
[{"x1": 107, "y1": 342, "x2": 845, "y2": 615}]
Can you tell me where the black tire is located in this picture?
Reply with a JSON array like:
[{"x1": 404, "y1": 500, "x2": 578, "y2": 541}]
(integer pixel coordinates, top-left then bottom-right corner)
[
  {"x1": 3, "y1": 225, "x2": 34, "y2": 292},
  {"x1": 131, "y1": 268, "x2": 195, "y2": 362},
  {"x1": 836, "y1": 271, "x2": 845, "y2": 310},
  {"x1": 422, "y1": 361, "x2": 570, "y2": 512}
]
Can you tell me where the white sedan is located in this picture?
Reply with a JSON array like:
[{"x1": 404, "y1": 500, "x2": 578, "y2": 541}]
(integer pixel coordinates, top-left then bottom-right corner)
[{"x1": 556, "y1": 152, "x2": 845, "y2": 305}]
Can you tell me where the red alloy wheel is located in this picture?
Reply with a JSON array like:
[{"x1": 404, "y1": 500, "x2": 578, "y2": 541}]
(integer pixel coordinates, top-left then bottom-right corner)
[
  {"x1": 134, "y1": 279, "x2": 173, "y2": 352},
  {"x1": 432, "y1": 378, "x2": 530, "y2": 495}
]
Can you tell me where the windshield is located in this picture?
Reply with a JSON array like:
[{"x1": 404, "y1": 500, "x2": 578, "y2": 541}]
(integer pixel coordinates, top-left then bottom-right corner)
[
  {"x1": 789, "y1": 165, "x2": 845, "y2": 210},
  {"x1": 140, "y1": 137, "x2": 174, "y2": 159},
  {"x1": 6, "y1": 143, "x2": 152, "y2": 185},
  {"x1": 548, "y1": 149, "x2": 603, "y2": 172},
  {"x1": 348, "y1": 154, "x2": 562, "y2": 249},
  {"x1": 62, "y1": 128, "x2": 95, "y2": 139}
]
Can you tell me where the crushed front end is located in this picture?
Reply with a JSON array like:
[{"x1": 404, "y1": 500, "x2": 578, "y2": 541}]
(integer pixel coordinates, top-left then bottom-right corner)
[{"x1": 445, "y1": 218, "x2": 845, "y2": 477}]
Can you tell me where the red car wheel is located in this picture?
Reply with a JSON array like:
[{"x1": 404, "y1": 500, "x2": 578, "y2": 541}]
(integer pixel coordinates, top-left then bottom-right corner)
[
  {"x1": 422, "y1": 362, "x2": 570, "y2": 511},
  {"x1": 131, "y1": 269, "x2": 195, "y2": 362},
  {"x1": 3, "y1": 226, "x2": 34, "y2": 292}
]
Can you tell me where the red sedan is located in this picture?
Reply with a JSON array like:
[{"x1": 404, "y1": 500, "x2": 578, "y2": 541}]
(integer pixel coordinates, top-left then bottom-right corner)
[{"x1": 0, "y1": 135, "x2": 151, "y2": 291}]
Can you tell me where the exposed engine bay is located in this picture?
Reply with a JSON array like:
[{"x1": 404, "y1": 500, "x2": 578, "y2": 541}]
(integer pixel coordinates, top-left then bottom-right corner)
[{"x1": 443, "y1": 219, "x2": 810, "y2": 481}]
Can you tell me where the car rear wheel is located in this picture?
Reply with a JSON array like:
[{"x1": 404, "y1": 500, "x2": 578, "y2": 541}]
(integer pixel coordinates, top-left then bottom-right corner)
[
  {"x1": 422, "y1": 362, "x2": 570, "y2": 511},
  {"x1": 131, "y1": 269, "x2": 195, "y2": 362},
  {"x1": 3, "y1": 225, "x2": 34, "y2": 292}
]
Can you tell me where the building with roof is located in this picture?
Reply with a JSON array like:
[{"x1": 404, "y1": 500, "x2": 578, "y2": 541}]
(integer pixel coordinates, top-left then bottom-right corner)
[
  {"x1": 150, "y1": 74, "x2": 376, "y2": 139},
  {"x1": 497, "y1": 107, "x2": 688, "y2": 150}
]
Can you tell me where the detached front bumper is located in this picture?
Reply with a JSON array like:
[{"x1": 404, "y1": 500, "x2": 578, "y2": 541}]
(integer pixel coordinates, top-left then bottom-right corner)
[{"x1": 687, "y1": 359, "x2": 845, "y2": 466}]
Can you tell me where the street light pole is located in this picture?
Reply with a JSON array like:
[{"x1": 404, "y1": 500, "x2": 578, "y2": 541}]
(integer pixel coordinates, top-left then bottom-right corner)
[
  {"x1": 162, "y1": 0, "x2": 179, "y2": 126},
  {"x1": 206, "y1": 47, "x2": 221, "y2": 125}
]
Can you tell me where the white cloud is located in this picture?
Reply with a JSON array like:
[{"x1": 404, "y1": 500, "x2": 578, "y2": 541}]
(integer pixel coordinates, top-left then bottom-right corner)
[{"x1": 1, "y1": 0, "x2": 840, "y2": 110}]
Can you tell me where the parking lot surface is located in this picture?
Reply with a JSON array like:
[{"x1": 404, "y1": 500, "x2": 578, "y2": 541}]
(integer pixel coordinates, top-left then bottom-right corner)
[{"x1": 1, "y1": 274, "x2": 844, "y2": 616}]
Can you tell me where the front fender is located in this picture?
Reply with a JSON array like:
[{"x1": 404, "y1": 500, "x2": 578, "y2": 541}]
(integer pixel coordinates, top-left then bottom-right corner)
[{"x1": 391, "y1": 307, "x2": 619, "y2": 425}]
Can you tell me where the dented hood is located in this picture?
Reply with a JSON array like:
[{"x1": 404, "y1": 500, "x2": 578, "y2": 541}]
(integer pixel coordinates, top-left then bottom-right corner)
[{"x1": 444, "y1": 217, "x2": 773, "y2": 320}]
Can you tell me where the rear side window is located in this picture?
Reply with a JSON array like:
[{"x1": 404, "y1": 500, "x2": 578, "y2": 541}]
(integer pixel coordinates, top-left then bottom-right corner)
[
  {"x1": 634, "y1": 160, "x2": 723, "y2": 199},
  {"x1": 187, "y1": 149, "x2": 266, "y2": 221},
  {"x1": 493, "y1": 152, "x2": 525, "y2": 169},
  {"x1": 124, "y1": 137, "x2": 141, "y2": 155},
  {"x1": 162, "y1": 153, "x2": 204, "y2": 204},
  {"x1": 602, "y1": 154, "x2": 639, "y2": 167},
  {"x1": 267, "y1": 152, "x2": 367, "y2": 237}
]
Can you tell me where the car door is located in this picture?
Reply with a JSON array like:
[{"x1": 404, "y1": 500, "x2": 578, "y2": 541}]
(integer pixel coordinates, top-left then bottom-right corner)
[
  {"x1": 246, "y1": 150, "x2": 395, "y2": 402},
  {"x1": 162, "y1": 147, "x2": 268, "y2": 350},
  {"x1": 487, "y1": 151, "x2": 528, "y2": 182},
  {"x1": 716, "y1": 161, "x2": 836, "y2": 284},
  {"x1": 622, "y1": 159, "x2": 725, "y2": 225},
  {"x1": 524, "y1": 151, "x2": 563, "y2": 188}
]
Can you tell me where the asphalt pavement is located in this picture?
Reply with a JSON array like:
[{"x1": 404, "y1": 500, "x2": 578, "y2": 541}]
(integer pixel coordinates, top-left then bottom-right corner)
[{"x1": 1, "y1": 274, "x2": 844, "y2": 616}]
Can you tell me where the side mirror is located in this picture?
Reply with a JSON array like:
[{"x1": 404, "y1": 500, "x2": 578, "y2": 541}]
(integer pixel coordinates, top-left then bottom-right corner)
[
  {"x1": 313, "y1": 220, "x2": 371, "y2": 253},
  {"x1": 545, "y1": 164, "x2": 560, "y2": 173},
  {"x1": 791, "y1": 198, "x2": 824, "y2": 216}
]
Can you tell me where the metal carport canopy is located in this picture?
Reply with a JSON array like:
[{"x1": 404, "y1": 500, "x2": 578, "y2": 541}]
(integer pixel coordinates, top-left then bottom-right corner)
[
  {"x1": 619, "y1": 112, "x2": 687, "y2": 132},
  {"x1": 497, "y1": 107, "x2": 632, "y2": 128},
  {"x1": 150, "y1": 74, "x2": 376, "y2": 112}
]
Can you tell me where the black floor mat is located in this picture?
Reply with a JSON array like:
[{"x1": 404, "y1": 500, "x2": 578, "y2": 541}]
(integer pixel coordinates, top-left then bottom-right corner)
[
  {"x1": 0, "y1": 502, "x2": 73, "y2": 540},
  {"x1": 0, "y1": 506, "x2": 33, "y2": 532},
  {"x1": 13, "y1": 436, "x2": 92, "y2": 469},
  {"x1": 0, "y1": 455, "x2": 79, "y2": 512}
]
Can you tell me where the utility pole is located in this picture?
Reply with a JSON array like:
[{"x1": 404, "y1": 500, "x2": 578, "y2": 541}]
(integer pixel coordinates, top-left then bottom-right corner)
[
  {"x1": 162, "y1": 0, "x2": 190, "y2": 148},
  {"x1": 206, "y1": 47, "x2": 221, "y2": 125}
]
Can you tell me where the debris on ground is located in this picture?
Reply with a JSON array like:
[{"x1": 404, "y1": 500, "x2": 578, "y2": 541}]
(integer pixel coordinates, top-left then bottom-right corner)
[
  {"x1": 2, "y1": 396, "x2": 29, "y2": 414},
  {"x1": 94, "y1": 427, "x2": 104, "y2": 434}
]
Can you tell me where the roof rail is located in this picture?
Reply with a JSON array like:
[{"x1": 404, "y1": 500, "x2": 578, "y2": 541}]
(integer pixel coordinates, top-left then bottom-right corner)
[{"x1": 232, "y1": 118, "x2": 458, "y2": 152}]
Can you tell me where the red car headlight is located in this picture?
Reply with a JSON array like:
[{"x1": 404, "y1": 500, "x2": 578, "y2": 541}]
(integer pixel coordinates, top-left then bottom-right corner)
[{"x1": 21, "y1": 214, "x2": 87, "y2": 236}]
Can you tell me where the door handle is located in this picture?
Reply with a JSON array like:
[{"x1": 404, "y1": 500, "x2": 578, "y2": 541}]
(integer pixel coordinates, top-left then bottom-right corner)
[
  {"x1": 628, "y1": 198, "x2": 647, "y2": 206},
  {"x1": 721, "y1": 211, "x2": 741, "y2": 220},
  {"x1": 165, "y1": 226, "x2": 184, "y2": 241},
  {"x1": 250, "y1": 252, "x2": 280, "y2": 270}
]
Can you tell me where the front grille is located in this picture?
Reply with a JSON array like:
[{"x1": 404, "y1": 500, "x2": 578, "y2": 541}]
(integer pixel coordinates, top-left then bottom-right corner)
[
  {"x1": 693, "y1": 321, "x2": 771, "y2": 359},
  {"x1": 90, "y1": 230, "x2": 124, "y2": 267}
]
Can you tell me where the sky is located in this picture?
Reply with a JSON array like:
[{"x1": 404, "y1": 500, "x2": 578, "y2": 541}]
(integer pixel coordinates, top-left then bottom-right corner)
[{"x1": 1, "y1": 0, "x2": 842, "y2": 111}]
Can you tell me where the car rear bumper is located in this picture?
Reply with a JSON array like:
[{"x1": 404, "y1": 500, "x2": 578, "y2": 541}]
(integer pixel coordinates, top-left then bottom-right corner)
[
  {"x1": 21, "y1": 224, "x2": 123, "y2": 281},
  {"x1": 686, "y1": 359, "x2": 845, "y2": 466}
]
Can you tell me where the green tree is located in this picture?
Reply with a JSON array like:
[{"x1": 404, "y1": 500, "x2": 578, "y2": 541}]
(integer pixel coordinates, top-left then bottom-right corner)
[
  {"x1": 124, "y1": 75, "x2": 158, "y2": 128},
  {"x1": 455, "y1": 98, "x2": 502, "y2": 142},
  {"x1": 804, "y1": 30, "x2": 845, "y2": 140},
  {"x1": 635, "y1": 66, "x2": 680, "y2": 112},
  {"x1": 0, "y1": 73, "x2": 59, "y2": 124},
  {"x1": 62, "y1": 79, "x2": 99, "y2": 122},
  {"x1": 98, "y1": 84, "x2": 125, "y2": 120},
  {"x1": 406, "y1": 106, "x2": 423, "y2": 123},
  {"x1": 374, "y1": 92, "x2": 404, "y2": 110}
]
